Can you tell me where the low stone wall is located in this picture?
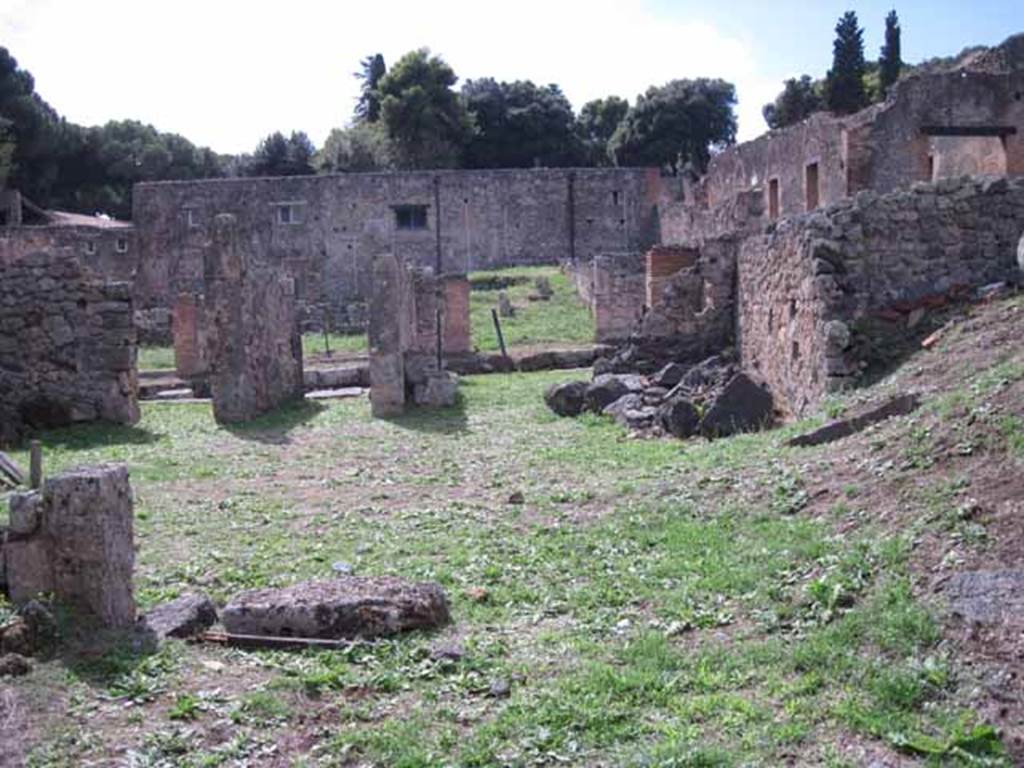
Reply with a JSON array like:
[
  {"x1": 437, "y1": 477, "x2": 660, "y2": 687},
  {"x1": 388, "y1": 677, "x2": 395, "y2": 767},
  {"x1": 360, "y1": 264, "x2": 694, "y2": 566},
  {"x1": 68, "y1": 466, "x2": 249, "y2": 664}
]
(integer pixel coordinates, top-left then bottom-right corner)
[
  {"x1": 591, "y1": 253, "x2": 646, "y2": 343},
  {"x1": 4, "y1": 463, "x2": 136, "y2": 628},
  {"x1": 203, "y1": 214, "x2": 304, "y2": 423},
  {"x1": 0, "y1": 252, "x2": 139, "y2": 446},
  {"x1": 739, "y1": 176, "x2": 1024, "y2": 414}
]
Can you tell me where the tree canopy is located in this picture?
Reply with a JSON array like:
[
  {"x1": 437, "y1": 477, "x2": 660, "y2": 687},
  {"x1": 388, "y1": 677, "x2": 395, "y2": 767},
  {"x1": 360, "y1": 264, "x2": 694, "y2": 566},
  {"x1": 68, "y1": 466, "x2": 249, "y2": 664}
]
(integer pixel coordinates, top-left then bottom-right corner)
[
  {"x1": 242, "y1": 131, "x2": 316, "y2": 177},
  {"x1": 879, "y1": 10, "x2": 902, "y2": 97},
  {"x1": 577, "y1": 96, "x2": 629, "y2": 166},
  {"x1": 317, "y1": 121, "x2": 393, "y2": 173},
  {"x1": 762, "y1": 76, "x2": 824, "y2": 130},
  {"x1": 825, "y1": 11, "x2": 869, "y2": 114},
  {"x1": 354, "y1": 53, "x2": 386, "y2": 123},
  {"x1": 609, "y1": 79, "x2": 737, "y2": 175},
  {"x1": 462, "y1": 79, "x2": 583, "y2": 168},
  {"x1": 377, "y1": 48, "x2": 473, "y2": 169}
]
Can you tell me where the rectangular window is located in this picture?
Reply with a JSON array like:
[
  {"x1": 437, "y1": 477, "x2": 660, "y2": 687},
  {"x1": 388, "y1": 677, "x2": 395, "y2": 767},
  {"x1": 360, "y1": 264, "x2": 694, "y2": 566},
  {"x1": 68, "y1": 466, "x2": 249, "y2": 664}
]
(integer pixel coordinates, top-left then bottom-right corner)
[
  {"x1": 84, "y1": 241, "x2": 96, "y2": 255},
  {"x1": 805, "y1": 163, "x2": 820, "y2": 211},
  {"x1": 273, "y1": 202, "x2": 304, "y2": 225},
  {"x1": 768, "y1": 178, "x2": 780, "y2": 220},
  {"x1": 115, "y1": 237, "x2": 128, "y2": 253},
  {"x1": 394, "y1": 205, "x2": 428, "y2": 231},
  {"x1": 612, "y1": 190, "x2": 620, "y2": 206}
]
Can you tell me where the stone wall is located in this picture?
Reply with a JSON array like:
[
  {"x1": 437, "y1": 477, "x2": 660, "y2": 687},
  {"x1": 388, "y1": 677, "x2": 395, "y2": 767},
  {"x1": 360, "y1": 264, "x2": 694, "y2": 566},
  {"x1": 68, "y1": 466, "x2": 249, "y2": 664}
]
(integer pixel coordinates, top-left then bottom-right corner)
[
  {"x1": 0, "y1": 252, "x2": 139, "y2": 446},
  {"x1": 4, "y1": 463, "x2": 136, "y2": 629},
  {"x1": 590, "y1": 253, "x2": 647, "y2": 343},
  {"x1": 0, "y1": 224, "x2": 135, "y2": 279},
  {"x1": 739, "y1": 176, "x2": 1024, "y2": 415},
  {"x1": 203, "y1": 214, "x2": 304, "y2": 423},
  {"x1": 132, "y1": 168, "x2": 662, "y2": 336}
]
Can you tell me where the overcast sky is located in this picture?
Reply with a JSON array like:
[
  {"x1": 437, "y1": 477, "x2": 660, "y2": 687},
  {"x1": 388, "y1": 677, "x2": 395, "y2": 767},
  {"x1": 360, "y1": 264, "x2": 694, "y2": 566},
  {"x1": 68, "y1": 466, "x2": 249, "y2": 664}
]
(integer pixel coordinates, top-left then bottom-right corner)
[{"x1": 1, "y1": 0, "x2": 1020, "y2": 154}]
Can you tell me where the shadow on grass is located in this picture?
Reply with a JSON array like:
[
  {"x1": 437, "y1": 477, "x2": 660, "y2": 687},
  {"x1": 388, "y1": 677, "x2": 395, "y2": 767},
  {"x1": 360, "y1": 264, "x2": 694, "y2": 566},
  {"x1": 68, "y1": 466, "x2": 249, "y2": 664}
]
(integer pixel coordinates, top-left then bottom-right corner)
[
  {"x1": 223, "y1": 398, "x2": 327, "y2": 444},
  {"x1": 382, "y1": 394, "x2": 470, "y2": 435},
  {"x1": 27, "y1": 421, "x2": 162, "y2": 452}
]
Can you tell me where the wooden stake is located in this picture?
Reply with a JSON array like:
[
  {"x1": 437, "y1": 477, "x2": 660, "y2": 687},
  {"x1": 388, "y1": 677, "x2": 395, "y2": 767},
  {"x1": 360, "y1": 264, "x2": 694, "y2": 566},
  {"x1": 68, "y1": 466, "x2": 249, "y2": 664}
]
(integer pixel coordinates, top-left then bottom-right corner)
[
  {"x1": 491, "y1": 308, "x2": 508, "y2": 358},
  {"x1": 29, "y1": 440, "x2": 42, "y2": 489}
]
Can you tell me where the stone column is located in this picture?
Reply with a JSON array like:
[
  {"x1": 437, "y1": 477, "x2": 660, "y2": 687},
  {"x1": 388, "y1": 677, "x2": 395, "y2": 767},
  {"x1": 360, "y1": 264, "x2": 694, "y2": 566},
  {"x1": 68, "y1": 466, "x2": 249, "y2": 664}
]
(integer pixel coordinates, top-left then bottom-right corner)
[{"x1": 368, "y1": 254, "x2": 408, "y2": 417}]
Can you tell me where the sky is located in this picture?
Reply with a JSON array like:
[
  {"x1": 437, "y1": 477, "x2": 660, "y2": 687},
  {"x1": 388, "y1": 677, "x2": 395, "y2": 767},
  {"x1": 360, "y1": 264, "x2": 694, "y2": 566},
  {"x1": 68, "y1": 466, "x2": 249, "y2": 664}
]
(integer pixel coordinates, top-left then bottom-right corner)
[{"x1": 1, "y1": 0, "x2": 1021, "y2": 155}]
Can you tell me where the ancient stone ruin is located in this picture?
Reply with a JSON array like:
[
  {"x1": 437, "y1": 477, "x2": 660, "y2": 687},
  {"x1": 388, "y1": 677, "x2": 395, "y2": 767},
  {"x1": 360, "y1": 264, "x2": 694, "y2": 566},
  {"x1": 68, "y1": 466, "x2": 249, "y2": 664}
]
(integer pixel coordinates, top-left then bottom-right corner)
[
  {"x1": 2, "y1": 463, "x2": 136, "y2": 629},
  {"x1": 200, "y1": 213, "x2": 304, "y2": 423},
  {"x1": 368, "y1": 252, "x2": 469, "y2": 417},
  {"x1": 0, "y1": 251, "x2": 140, "y2": 446}
]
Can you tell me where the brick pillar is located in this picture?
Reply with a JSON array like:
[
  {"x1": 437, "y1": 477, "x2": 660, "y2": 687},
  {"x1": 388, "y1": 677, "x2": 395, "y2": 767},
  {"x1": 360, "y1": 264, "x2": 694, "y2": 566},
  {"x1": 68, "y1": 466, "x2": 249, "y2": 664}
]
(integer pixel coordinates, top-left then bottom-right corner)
[
  {"x1": 173, "y1": 292, "x2": 207, "y2": 379},
  {"x1": 442, "y1": 276, "x2": 471, "y2": 355}
]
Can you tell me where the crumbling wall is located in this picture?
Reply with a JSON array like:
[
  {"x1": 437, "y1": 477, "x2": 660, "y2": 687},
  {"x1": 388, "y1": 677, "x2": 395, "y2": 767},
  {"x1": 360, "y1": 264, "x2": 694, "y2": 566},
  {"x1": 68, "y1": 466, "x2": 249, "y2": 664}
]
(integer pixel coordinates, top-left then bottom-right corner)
[
  {"x1": 590, "y1": 253, "x2": 646, "y2": 343},
  {"x1": 172, "y1": 292, "x2": 208, "y2": 380},
  {"x1": 0, "y1": 252, "x2": 139, "y2": 445},
  {"x1": 739, "y1": 176, "x2": 1024, "y2": 414},
  {"x1": 4, "y1": 463, "x2": 136, "y2": 628},
  {"x1": 368, "y1": 255, "x2": 470, "y2": 416},
  {"x1": 203, "y1": 214, "x2": 304, "y2": 423},
  {"x1": 0, "y1": 225, "x2": 135, "y2": 279},
  {"x1": 132, "y1": 168, "x2": 661, "y2": 336}
]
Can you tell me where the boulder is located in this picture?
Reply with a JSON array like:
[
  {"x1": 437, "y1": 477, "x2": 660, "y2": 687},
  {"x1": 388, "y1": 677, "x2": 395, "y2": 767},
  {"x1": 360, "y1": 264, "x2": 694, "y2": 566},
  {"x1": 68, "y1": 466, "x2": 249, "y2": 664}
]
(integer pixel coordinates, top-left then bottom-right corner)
[
  {"x1": 0, "y1": 653, "x2": 31, "y2": 677},
  {"x1": 584, "y1": 374, "x2": 645, "y2": 413},
  {"x1": 945, "y1": 570, "x2": 1024, "y2": 626},
  {"x1": 659, "y1": 396, "x2": 701, "y2": 439},
  {"x1": 676, "y1": 355, "x2": 733, "y2": 394},
  {"x1": 603, "y1": 394, "x2": 657, "y2": 430},
  {"x1": 413, "y1": 371, "x2": 459, "y2": 408},
  {"x1": 221, "y1": 576, "x2": 450, "y2": 640},
  {"x1": 544, "y1": 380, "x2": 588, "y2": 417},
  {"x1": 0, "y1": 600, "x2": 56, "y2": 657},
  {"x1": 650, "y1": 363, "x2": 687, "y2": 389},
  {"x1": 141, "y1": 593, "x2": 218, "y2": 640},
  {"x1": 699, "y1": 373, "x2": 773, "y2": 438}
]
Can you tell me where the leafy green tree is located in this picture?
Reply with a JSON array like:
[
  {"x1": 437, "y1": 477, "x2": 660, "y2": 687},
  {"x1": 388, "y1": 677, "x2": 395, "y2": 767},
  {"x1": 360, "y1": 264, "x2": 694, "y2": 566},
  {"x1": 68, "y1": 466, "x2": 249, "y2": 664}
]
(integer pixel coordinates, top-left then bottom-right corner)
[
  {"x1": 577, "y1": 96, "x2": 629, "y2": 166},
  {"x1": 879, "y1": 10, "x2": 902, "y2": 97},
  {"x1": 461, "y1": 79, "x2": 583, "y2": 168},
  {"x1": 609, "y1": 79, "x2": 737, "y2": 175},
  {"x1": 0, "y1": 118, "x2": 14, "y2": 188},
  {"x1": 762, "y1": 75, "x2": 824, "y2": 129},
  {"x1": 377, "y1": 48, "x2": 473, "y2": 169},
  {"x1": 245, "y1": 131, "x2": 316, "y2": 176},
  {"x1": 318, "y1": 121, "x2": 393, "y2": 172},
  {"x1": 354, "y1": 53, "x2": 386, "y2": 123},
  {"x1": 825, "y1": 11, "x2": 868, "y2": 114}
]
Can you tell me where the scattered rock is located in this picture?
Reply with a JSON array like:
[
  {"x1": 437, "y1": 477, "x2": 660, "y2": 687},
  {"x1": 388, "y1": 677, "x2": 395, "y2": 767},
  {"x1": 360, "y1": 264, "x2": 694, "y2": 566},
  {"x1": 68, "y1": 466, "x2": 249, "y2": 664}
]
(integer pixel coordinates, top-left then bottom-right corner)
[
  {"x1": 786, "y1": 393, "x2": 920, "y2": 448},
  {"x1": 507, "y1": 491, "x2": 525, "y2": 505},
  {"x1": 584, "y1": 374, "x2": 644, "y2": 413},
  {"x1": 945, "y1": 570, "x2": 1024, "y2": 626},
  {"x1": 651, "y1": 362, "x2": 687, "y2": 389},
  {"x1": 659, "y1": 396, "x2": 701, "y2": 438},
  {"x1": 0, "y1": 653, "x2": 32, "y2": 677},
  {"x1": 413, "y1": 371, "x2": 459, "y2": 408},
  {"x1": 497, "y1": 292, "x2": 515, "y2": 318},
  {"x1": 603, "y1": 394, "x2": 657, "y2": 430},
  {"x1": 544, "y1": 380, "x2": 587, "y2": 417},
  {"x1": 332, "y1": 561, "x2": 355, "y2": 575},
  {"x1": 0, "y1": 600, "x2": 57, "y2": 657},
  {"x1": 141, "y1": 593, "x2": 218, "y2": 640},
  {"x1": 488, "y1": 678, "x2": 512, "y2": 698},
  {"x1": 222, "y1": 577, "x2": 450, "y2": 640},
  {"x1": 430, "y1": 643, "x2": 466, "y2": 662},
  {"x1": 699, "y1": 373, "x2": 773, "y2": 438},
  {"x1": 464, "y1": 587, "x2": 489, "y2": 603}
]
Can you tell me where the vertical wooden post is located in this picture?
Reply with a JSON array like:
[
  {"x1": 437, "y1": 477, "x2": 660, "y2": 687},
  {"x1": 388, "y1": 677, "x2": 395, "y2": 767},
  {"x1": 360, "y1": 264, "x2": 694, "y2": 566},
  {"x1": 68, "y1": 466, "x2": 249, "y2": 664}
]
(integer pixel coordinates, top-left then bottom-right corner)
[
  {"x1": 29, "y1": 440, "x2": 42, "y2": 489},
  {"x1": 491, "y1": 308, "x2": 508, "y2": 358}
]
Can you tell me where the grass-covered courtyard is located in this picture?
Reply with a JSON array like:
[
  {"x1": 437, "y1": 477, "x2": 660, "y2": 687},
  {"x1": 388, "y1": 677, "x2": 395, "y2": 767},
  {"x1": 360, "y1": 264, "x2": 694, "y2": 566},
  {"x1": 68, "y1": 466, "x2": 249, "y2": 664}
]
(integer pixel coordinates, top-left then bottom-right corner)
[{"x1": 5, "y1": 319, "x2": 1020, "y2": 766}]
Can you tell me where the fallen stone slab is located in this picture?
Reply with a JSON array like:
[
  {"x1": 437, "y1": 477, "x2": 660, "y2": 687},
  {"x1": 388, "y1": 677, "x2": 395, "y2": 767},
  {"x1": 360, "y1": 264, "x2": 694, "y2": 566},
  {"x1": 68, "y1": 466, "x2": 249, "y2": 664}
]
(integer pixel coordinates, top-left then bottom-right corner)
[
  {"x1": 584, "y1": 374, "x2": 645, "y2": 414},
  {"x1": 786, "y1": 393, "x2": 921, "y2": 448},
  {"x1": 699, "y1": 373, "x2": 773, "y2": 438},
  {"x1": 0, "y1": 451, "x2": 25, "y2": 488},
  {"x1": 141, "y1": 593, "x2": 218, "y2": 640},
  {"x1": 945, "y1": 570, "x2": 1024, "y2": 626},
  {"x1": 221, "y1": 577, "x2": 450, "y2": 640}
]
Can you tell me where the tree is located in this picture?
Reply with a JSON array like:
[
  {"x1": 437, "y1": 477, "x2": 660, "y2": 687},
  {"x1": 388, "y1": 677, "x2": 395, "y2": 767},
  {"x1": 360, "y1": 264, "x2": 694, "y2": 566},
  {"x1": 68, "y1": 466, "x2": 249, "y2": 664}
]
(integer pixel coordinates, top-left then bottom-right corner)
[
  {"x1": 244, "y1": 131, "x2": 315, "y2": 176},
  {"x1": 377, "y1": 48, "x2": 473, "y2": 169},
  {"x1": 0, "y1": 118, "x2": 14, "y2": 188},
  {"x1": 608, "y1": 79, "x2": 737, "y2": 175},
  {"x1": 461, "y1": 79, "x2": 583, "y2": 168},
  {"x1": 762, "y1": 75, "x2": 824, "y2": 129},
  {"x1": 354, "y1": 53, "x2": 386, "y2": 123},
  {"x1": 576, "y1": 96, "x2": 629, "y2": 166},
  {"x1": 318, "y1": 121, "x2": 393, "y2": 172},
  {"x1": 879, "y1": 10, "x2": 902, "y2": 97},
  {"x1": 825, "y1": 11, "x2": 868, "y2": 114}
]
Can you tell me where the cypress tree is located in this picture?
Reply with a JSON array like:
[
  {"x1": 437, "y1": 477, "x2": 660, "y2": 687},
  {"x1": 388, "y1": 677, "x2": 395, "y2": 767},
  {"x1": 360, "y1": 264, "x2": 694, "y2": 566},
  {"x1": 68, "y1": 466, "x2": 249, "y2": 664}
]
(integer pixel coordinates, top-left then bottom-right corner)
[
  {"x1": 879, "y1": 10, "x2": 902, "y2": 97},
  {"x1": 825, "y1": 11, "x2": 868, "y2": 115}
]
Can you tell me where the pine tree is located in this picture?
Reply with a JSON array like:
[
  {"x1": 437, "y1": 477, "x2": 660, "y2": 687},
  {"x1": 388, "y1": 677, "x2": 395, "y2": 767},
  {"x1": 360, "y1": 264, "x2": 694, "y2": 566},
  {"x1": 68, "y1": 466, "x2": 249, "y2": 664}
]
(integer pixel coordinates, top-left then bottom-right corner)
[
  {"x1": 879, "y1": 10, "x2": 902, "y2": 97},
  {"x1": 354, "y1": 54, "x2": 387, "y2": 123},
  {"x1": 825, "y1": 11, "x2": 868, "y2": 115}
]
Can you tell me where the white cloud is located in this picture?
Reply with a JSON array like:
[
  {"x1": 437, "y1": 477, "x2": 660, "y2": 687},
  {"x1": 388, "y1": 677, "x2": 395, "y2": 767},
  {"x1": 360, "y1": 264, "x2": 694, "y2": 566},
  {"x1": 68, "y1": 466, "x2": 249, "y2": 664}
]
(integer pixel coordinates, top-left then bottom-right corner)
[{"x1": 1, "y1": 0, "x2": 776, "y2": 153}]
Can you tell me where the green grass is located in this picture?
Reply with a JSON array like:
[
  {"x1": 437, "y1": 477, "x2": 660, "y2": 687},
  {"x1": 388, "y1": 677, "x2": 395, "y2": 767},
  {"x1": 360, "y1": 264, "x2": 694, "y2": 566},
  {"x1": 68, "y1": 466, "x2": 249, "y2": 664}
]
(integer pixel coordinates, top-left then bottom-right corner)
[
  {"x1": 9, "y1": 366, "x2": 1008, "y2": 766},
  {"x1": 138, "y1": 345, "x2": 176, "y2": 371}
]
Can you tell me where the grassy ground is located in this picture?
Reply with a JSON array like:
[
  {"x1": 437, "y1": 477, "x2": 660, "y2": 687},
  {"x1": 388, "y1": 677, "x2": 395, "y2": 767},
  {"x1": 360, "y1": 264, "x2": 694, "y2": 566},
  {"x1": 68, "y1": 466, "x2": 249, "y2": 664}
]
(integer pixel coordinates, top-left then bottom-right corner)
[
  {"x1": 143, "y1": 266, "x2": 594, "y2": 368},
  {"x1": 5, "y1": 290, "x2": 1022, "y2": 767}
]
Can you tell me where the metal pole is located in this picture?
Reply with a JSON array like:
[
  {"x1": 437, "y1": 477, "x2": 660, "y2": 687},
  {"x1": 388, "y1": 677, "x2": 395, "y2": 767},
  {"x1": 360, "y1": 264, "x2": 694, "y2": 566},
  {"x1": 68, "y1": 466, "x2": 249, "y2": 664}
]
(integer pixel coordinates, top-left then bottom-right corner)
[{"x1": 491, "y1": 308, "x2": 508, "y2": 358}]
